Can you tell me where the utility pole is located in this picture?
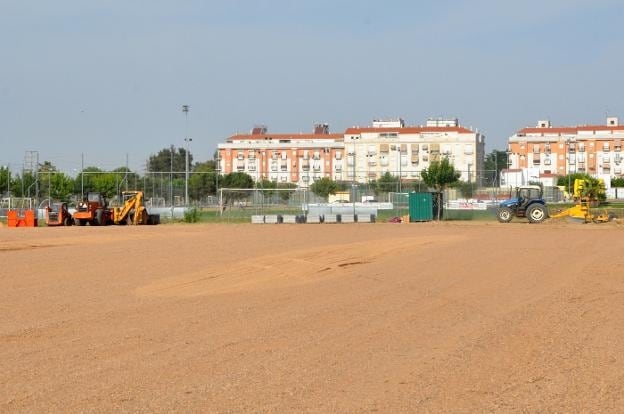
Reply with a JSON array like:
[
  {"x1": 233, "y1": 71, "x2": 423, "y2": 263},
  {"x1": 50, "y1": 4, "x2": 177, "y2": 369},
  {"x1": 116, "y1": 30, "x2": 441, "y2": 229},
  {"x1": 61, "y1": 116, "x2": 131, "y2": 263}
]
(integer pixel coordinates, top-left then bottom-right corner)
[
  {"x1": 352, "y1": 150, "x2": 356, "y2": 216},
  {"x1": 6, "y1": 163, "x2": 10, "y2": 198},
  {"x1": 398, "y1": 146, "x2": 402, "y2": 193},
  {"x1": 125, "y1": 153, "x2": 129, "y2": 192},
  {"x1": 81, "y1": 152, "x2": 84, "y2": 199},
  {"x1": 215, "y1": 149, "x2": 220, "y2": 196},
  {"x1": 494, "y1": 150, "x2": 498, "y2": 187},
  {"x1": 182, "y1": 105, "x2": 191, "y2": 206}
]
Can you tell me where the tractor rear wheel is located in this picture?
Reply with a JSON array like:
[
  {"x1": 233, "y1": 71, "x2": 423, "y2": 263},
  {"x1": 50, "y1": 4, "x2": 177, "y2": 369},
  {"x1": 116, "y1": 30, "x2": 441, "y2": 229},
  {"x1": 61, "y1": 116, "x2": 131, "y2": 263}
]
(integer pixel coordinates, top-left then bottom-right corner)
[
  {"x1": 527, "y1": 204, "x2": 547, "y2": 223},
  {"x1": 497, "y1": 207, "x2": 513, "y2": 223}
]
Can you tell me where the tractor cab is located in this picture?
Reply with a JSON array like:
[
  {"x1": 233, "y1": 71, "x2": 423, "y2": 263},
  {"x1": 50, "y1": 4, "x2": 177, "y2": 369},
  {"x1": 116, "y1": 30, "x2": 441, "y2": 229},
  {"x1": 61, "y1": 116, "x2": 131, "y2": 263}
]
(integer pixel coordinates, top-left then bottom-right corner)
[
  {"x1": 74, "y1": 192, "x2": 111, "y2": 226},
  {"x1": 497, "y1": 185, "x2": 548, "y2": 223}
]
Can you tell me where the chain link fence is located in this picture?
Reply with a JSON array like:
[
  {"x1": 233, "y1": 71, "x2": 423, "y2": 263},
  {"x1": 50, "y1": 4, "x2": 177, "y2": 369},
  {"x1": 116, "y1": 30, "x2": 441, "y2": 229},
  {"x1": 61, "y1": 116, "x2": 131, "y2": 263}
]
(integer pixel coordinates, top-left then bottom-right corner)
[{"x1": 4, "y1": 167, "x2": 624, "y2": 223}]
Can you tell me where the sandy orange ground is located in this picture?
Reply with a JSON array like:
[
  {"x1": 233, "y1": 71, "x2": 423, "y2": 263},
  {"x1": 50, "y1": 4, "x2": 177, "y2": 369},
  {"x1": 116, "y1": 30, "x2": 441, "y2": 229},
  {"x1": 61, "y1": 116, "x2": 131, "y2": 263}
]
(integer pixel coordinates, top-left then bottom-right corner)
[{"x1": 1, "y1": 221, "x2": 624, "y2": 413}]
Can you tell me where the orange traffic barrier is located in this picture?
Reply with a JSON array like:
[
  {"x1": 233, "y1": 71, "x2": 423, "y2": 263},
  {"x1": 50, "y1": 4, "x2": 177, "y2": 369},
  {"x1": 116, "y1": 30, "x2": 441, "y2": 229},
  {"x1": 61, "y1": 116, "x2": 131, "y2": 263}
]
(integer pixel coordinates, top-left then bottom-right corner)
[{"x1": 7, "y1": 210, "x2": 38, "y2": 227}]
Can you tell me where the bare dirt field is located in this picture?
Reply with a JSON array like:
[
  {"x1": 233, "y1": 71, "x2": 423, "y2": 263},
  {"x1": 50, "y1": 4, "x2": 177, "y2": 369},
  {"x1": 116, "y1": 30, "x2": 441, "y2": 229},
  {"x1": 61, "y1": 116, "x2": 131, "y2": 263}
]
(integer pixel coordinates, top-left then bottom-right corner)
[{"x1": 2, "y1": 221, "x2": 624, "y2": 413}]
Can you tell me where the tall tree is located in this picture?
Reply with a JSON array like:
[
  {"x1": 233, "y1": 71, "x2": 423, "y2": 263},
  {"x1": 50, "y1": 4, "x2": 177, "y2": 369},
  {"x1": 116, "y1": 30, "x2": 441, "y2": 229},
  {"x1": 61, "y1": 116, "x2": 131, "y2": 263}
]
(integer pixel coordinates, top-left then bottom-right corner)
[
  {"x1": 0, "y1": 166, "x2": 10, "y2": 196},
  {"x1": 10, "y1": 172, "x2": 36, "y2": 197},
  {"x1": 421, "y1": 158, "x2": 460, "y2": 220},
  {"x1": 148, "y1": 146, "x2": 192, "y2": 172}
]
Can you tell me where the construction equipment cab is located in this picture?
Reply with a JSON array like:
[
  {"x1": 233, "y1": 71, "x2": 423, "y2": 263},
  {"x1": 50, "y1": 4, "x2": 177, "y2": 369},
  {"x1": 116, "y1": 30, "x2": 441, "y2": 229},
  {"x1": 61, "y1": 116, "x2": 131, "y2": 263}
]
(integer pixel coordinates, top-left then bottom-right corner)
[
  {"x1": 497, "y1": 185, "x2": 548, "y2": 223},
  {"x1": 45, "y1": 202, "x2": 73, "y2": 226},
  {"x1": 74, "y1": 192, "x2": 111, "y2": 226},
  {"x1": 113, "y1": 191, "x2": 159, "y2": 225}
]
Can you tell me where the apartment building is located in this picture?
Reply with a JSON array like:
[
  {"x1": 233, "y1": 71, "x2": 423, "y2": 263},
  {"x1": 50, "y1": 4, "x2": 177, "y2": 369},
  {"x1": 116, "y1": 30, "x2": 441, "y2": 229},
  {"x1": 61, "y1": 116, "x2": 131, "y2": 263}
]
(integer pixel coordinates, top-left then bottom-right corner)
[
  {"x1": 218, "y1": 118, "x2": 486, "y2": 186},
  {"x1": 507, "y1": 117, "x2": 624, "y2": 183},
  {"x1": 218, "y1": 124, "x2": 344, "y2": 186},
  {"x1": 344, "y1": 118, "x2": 485, "y2": 183}
]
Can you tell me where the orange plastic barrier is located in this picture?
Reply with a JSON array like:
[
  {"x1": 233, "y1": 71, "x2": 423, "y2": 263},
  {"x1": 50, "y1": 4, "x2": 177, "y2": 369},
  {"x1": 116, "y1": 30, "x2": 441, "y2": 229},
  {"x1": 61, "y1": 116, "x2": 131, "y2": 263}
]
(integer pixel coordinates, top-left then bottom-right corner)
[{"x1": 7, "y1": 210, "x2": 38, "y2": 227}]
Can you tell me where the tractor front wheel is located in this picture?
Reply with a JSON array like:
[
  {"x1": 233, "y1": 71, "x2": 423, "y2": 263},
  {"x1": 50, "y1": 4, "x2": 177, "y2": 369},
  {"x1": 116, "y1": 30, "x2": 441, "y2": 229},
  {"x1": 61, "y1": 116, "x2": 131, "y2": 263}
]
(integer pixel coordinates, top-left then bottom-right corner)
[
  {"x1": 497, "y1": 207, "x2": 513, "y2": 223},
  {"x1": 527, "y1": 204, "x2": 547, "y2": 223}
]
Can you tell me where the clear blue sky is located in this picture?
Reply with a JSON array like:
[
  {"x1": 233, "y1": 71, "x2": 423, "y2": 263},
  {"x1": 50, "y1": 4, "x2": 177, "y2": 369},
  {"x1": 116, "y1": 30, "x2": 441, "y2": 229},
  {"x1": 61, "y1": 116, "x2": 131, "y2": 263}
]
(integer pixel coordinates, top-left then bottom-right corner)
[{"x1": 1, "y1": 0, "x2": 623, "y2": 173}]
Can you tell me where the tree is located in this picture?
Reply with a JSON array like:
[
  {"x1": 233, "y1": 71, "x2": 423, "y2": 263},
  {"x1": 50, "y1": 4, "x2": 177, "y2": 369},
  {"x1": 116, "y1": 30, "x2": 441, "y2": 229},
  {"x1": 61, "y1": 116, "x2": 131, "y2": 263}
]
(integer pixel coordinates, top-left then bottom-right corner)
[
  {"x1": 255, "y1": 180, "x2": 297, "y2": 202},
  {"x1": 371, "y1": 172, "x2": 400, "y2": 196},
  {"x1": 188, "y1": 161, "x2": 217, "y2": 201},
  {"x1": 37, "y1": 161, "x2": 74, "y2": 202},
  {"x1": 220, "y1": 172, "x2": 254, "y2": 189},
  {"x1": 556, "y1": 173, "x2": 591, "y2": 195},
  {"x1": 421, "y1": 157, "x2": 460, "y2": 220},
  {"x1": 113, "y1": 167, "x2": 140, "y2": 191},
  {"x1": 148, "y1": 146, "x2": 192, "y2": 172},
  {"x1": 579, "y1": 176, "x2": 606, "y2": 203},
  {"x1": 10, "y1": 172, "x2": 36, "y2": 197},
  {"x1": 310, "y1": 177, "x2": 339, "y2": 199},
  {"x1": 75, "y1": 166, "x2": 102, "y2": 195},
  {"x1": 612, "y1": 177, "x2": 624, "y2": 188},
  {"x1": 451, "y1": 180, "x2": 475, "y2": 199},
  {"x1": 484, "y1": 150, "x2": 508, "y2": 185},
  {"x1": 0, "y1": 166, "x2": 10, "y2": 196},
  {"x1": 276, "y1": 182, "x2": 297, "y2": 202},
  {"x1": 220, "y1": 172, "x2": 254, "y2": 207},
  {"x1": 45, "y1": 172, "x2": 75, "y2": 201}
]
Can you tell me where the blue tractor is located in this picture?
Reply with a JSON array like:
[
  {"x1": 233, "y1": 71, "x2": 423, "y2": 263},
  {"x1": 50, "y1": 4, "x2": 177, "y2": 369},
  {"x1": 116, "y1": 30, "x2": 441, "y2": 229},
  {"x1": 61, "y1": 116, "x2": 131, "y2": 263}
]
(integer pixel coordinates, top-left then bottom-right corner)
[{"x1": 497, "y1": 185, "x2": 548, "y2": 223}]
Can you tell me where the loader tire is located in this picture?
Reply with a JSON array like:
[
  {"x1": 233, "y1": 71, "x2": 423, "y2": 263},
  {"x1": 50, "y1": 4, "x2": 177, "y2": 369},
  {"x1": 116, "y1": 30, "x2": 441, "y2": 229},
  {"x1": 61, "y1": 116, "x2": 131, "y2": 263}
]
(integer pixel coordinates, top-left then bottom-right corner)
[
  {"x1": 527, "y1": 204, "x2": 547, "y2": 223},
  {"x1": 497, "y1": 207, "x2": 513, "y2": 223},
  {"x1": 93, "y1": 209, "x2": 103, "y2": 226}
]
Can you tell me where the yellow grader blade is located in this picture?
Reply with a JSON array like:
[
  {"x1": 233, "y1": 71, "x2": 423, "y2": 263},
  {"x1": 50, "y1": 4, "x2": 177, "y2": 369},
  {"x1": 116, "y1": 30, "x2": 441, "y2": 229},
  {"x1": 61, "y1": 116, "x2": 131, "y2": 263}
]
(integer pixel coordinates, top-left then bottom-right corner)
[
  {"x1": 550, "y1": 203, "x2": 612, "y2": 223},
  {"x1": 550, "y1": 204, "x2": 590, "y2": 221}
]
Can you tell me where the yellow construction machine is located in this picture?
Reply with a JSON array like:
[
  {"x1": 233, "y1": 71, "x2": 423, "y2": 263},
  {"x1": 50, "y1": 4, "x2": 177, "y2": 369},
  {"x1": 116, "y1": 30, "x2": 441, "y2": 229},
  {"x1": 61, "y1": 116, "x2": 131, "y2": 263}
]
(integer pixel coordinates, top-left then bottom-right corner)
[
  {"x1": 112, "y1": 191, "x2": 159, "y2": 225},
  {"x1": 550, "y1": 179, "x2": 613, "y2": 223}
]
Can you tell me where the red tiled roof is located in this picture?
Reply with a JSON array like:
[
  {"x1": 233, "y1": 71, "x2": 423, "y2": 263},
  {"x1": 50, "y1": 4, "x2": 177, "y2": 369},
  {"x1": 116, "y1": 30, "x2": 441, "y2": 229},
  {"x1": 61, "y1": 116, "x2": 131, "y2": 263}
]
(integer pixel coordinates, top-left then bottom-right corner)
[
  {"x1": 345, "y1": 126, "x2": 474, "y2": 134},
  {"x1": 227, "y1": 133, "x2": 343, "y2": 142},
  {"x1": 518, "y1": 125, "x2": 624, "y2": 135}
]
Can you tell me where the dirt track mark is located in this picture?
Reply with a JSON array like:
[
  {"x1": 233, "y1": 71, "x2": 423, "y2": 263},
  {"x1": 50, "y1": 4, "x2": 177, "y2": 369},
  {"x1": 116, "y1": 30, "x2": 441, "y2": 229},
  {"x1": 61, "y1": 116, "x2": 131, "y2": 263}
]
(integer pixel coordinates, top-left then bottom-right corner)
[
  {"x1": 0, "y1": 243, "x2": 64, "y2": 252},
  {"x1": 337, "y1": 261, "x2": 369, "y2": 268},
  {"x1": 136, "y1": 235, "x2": 464, "y2": 298}
]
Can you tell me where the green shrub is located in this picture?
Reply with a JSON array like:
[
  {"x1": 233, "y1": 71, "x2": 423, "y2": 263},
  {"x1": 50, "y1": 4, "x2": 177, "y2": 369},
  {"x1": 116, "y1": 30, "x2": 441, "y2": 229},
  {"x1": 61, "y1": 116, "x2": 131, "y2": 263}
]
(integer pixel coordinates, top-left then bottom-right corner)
[{"x1": 183, "y1": 207, "x2": 201, "y2": 223}]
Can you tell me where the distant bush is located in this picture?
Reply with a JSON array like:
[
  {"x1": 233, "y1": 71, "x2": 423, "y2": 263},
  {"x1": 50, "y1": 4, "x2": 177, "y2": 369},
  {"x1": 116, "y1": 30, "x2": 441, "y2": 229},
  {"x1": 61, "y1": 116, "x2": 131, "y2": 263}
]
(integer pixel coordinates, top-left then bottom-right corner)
[{"x1": 183, "y1": 207, "x2": 201, "y2": 223}]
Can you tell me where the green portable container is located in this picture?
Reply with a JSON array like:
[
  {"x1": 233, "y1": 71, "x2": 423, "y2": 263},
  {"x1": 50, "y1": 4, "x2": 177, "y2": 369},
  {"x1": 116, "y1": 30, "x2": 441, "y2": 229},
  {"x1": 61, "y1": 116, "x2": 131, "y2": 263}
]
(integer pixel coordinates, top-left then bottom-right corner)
[{"x1": 409, "y1": 192, "x2": 434, "y2": 222}]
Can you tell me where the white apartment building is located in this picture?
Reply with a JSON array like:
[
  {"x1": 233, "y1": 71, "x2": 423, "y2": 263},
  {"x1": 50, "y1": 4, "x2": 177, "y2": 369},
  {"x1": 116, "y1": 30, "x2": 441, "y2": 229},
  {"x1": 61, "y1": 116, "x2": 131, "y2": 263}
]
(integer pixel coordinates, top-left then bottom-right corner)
[{"x1": 344, "y1": 118, "x2": 485, "y2": 182}]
